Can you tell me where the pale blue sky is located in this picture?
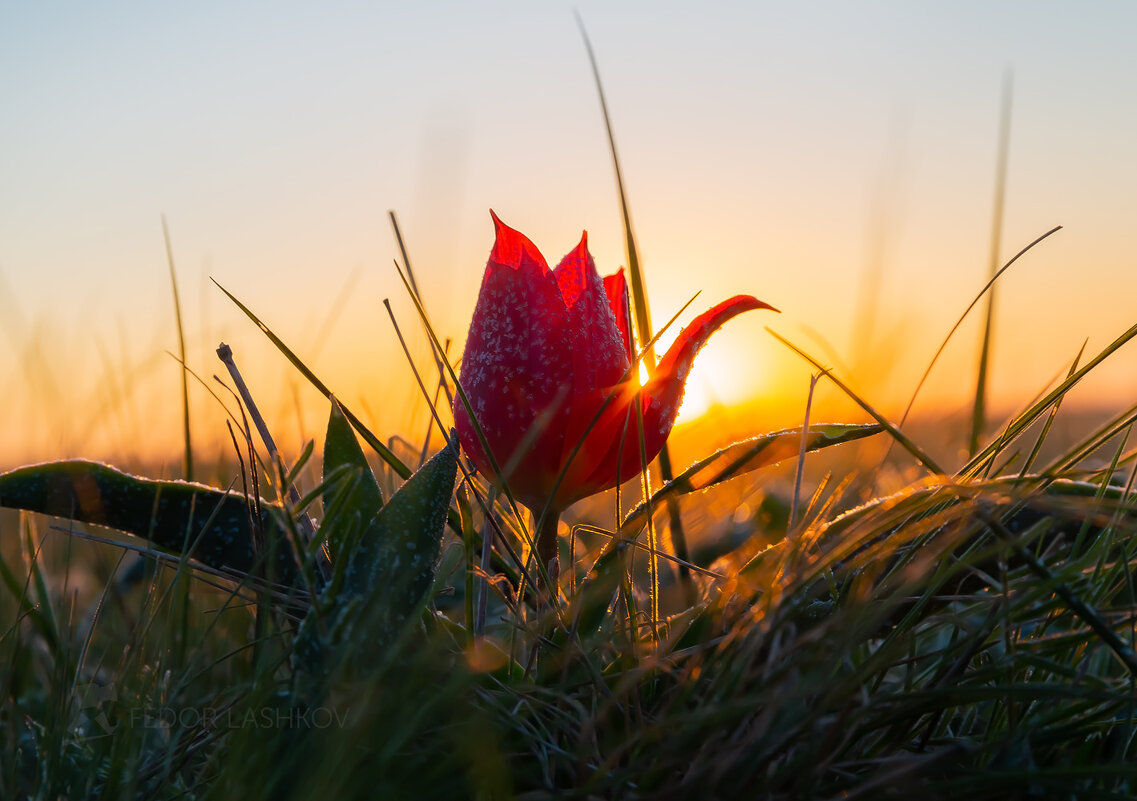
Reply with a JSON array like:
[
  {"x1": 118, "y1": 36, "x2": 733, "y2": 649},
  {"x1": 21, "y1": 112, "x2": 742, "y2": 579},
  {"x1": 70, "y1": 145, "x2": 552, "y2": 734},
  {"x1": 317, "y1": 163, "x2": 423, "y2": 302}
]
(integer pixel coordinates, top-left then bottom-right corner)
[{"x1": 2, "y1": 2, "x2": 1137, "y2": 466}]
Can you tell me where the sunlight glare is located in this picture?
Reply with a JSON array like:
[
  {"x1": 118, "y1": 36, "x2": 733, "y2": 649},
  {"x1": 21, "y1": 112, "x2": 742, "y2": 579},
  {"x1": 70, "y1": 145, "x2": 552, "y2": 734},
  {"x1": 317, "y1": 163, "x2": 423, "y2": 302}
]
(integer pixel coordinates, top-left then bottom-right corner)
[{"x1": 677, "y1": 346, "x2": 750, "y2": 423}]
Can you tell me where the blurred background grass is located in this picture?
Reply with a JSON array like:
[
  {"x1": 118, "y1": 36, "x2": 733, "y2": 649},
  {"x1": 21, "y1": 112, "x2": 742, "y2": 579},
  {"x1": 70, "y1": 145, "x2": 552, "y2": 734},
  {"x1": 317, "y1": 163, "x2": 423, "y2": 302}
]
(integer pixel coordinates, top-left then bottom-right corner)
[{"x1": 3, "y1": 1, "x2": 1137, "y2": 473}]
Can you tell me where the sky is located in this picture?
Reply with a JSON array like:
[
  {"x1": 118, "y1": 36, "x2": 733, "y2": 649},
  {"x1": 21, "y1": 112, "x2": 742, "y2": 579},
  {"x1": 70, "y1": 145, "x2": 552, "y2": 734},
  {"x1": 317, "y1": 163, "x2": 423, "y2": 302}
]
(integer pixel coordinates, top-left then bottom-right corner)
[{"x1": 2, "y1": 1, "x2": 1137, "y2": 472}]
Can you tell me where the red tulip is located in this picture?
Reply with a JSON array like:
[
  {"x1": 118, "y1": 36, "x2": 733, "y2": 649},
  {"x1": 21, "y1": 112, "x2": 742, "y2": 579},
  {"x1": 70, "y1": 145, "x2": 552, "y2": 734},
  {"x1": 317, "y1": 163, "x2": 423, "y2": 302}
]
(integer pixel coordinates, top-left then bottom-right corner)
[{"x1": 455, "y1": 212, "x2": 775, "y2": 523}]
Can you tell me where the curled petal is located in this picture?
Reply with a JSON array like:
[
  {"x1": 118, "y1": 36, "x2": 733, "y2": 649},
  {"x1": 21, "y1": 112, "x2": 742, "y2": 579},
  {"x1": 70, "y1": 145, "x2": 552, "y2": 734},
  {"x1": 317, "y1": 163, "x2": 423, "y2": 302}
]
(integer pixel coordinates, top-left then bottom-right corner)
[
  {"x1": 647, "y1": 295, "x2": 778, "y2": 424},
  {"x1": 559, "y1": 295, "x2": 777, "y2": 505}
]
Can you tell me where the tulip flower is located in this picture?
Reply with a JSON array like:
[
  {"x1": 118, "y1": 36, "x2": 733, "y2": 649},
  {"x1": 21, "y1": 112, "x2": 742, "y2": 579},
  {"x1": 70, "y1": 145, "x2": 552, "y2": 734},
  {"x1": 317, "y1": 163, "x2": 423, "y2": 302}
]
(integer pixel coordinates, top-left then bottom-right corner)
[{"x1": 455, "y1": 211, "x2": 775, "y2": 570}]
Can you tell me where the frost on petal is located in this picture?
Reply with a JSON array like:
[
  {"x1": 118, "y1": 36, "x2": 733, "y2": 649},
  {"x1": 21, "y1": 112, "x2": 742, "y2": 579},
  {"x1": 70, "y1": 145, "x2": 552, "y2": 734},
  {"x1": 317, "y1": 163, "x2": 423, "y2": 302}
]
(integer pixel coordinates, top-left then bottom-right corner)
[
  {"x1": 456, "y1": 214, "x2": 773, "y2": 513},
  {"x1": 454, "y1": 213, "x2": 575, "y2": 508},
  {"x1": 553, "y1": 232, "x2": 628, "y2": 393},
  {"x1": 552, "y1": 234, "x2": 630, "y2": 481}
]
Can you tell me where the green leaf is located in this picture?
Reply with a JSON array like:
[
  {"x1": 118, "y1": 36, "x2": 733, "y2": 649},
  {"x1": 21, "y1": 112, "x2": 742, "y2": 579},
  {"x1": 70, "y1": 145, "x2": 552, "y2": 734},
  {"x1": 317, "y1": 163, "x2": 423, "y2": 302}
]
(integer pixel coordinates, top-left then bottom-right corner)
[
  {"x1": 345, "y1": 432, "x2": 459, "y2": 629},
  {"x1": 321, "y1": 397, "x2": 384, "y2": 563},
  {"x1": 0, "y1": 460, "x2": 303, "y2": 588},
  {"x1": 295, "y1": 433, "x2": 459, "y2": 675},
  {"x1": 620, "y1": 424, "x2": 883, "y2": 535}
]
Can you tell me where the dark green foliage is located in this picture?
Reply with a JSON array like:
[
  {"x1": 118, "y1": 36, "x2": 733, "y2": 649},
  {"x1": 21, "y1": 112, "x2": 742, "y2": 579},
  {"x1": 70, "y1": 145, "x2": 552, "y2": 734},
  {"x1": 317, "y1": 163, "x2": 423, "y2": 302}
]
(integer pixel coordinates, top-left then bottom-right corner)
[
  {"x1": 320, "y1": 397, "x2": 384, "y2": 563},
  {"x1": 0, "y1": 460, "x2": 302, "y2": 587},
  {"x1": 293, "y1": 417, "x2": 459, "y2": 677}
]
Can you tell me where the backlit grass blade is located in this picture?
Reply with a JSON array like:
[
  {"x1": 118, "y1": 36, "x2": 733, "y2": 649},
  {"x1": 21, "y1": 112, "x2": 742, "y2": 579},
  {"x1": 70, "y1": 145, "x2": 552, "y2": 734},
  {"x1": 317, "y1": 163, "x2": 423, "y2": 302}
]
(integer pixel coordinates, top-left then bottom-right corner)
[
  {"x1": 969, "y1": 70, "x2": 1014, "y2": 456},
  {"x1": 962, "y1": 319, "x2": 1137, "y2": 479},
  {"x1": 898, "y1": 225, "x2": 1061, "y2": 431},
  {"x1": 619, "y1": 423, "x2": 882, "y2": 536},
  {"x1": 162, "y1": 215, "x2": 194, "y2": 481},
  {"x1": 1019, "y1": 341, "x2": 1085, "y2": 477},
  {"x1": 770, "y1": 328, "x2": 945, "y2": 475},
  {"x1": 577, "y1": 16, "x2": 693, "y2": 598}
]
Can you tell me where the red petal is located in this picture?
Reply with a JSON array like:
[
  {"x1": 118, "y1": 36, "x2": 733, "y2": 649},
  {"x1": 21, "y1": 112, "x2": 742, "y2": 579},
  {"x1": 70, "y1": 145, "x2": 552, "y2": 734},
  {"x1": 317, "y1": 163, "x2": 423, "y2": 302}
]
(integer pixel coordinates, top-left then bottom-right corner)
[
  {"x1": 549, "y1": 237, "x2": 633, "y2": 503},
  {"x1": 603, "y1": 269, "x2": 634, "y2": 363},
  {"x1": 556, "y1": 295, "x2": 776, "y2": 505},
  {"x1": 454, "y1": 213, "x2": 575, "y2": 509},
  {"x1": 650, "y1": 295, "x2": 777, "y2": 416},
  {"x1": 551, "y1": 381, "x2": 643, "y2": 506},
  {"x1": 553, "y1": 232, "x2": 629, "y2": 399},
  {"x1": 488, "y1": 209, "x2": 549, "y2": 278},
  {"x1": 552, "y1": 229, "x2": 590, "y2": 308}
]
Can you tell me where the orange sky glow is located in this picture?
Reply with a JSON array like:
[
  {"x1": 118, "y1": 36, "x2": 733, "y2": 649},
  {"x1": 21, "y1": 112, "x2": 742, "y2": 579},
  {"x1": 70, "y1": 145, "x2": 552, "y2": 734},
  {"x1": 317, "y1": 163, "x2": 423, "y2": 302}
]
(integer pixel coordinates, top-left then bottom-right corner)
[{"x1": 2, "y1": 3, "x2": 1137, "y2": 474}]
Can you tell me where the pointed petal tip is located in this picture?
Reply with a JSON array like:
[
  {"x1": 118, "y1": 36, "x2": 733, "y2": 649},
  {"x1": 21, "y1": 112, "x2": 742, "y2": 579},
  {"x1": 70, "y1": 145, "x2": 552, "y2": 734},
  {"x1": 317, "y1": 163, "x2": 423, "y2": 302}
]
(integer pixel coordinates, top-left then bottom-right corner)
[
  {"x1": 487, "y1": 211, "x2": 545, "y2": 271},
  {"x1": 489, "y1": 209, "x2": 519, "y2": 243},
  {"x1": 729, "y1": 294, "x2": 779, "y2": 315},
  {"x1": 489, "y1": 209, "x2": 508, "y2": 237},
  {"x1": 560, "y1": 229, "x2": 590, "y2": 265}
]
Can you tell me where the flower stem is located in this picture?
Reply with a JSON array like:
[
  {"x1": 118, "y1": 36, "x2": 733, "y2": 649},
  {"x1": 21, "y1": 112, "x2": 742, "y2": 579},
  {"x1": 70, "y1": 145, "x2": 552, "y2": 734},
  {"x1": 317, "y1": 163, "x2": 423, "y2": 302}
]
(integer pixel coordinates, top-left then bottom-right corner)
[{"x1": 535, "y1": 508, "x2": 562, "y2": 592}]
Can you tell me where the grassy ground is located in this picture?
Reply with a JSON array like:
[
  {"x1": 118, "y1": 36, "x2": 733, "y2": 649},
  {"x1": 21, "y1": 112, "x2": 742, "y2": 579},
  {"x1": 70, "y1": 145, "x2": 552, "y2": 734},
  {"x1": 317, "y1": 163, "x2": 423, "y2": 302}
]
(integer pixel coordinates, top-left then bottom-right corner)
[{"x1": 4, "y1": 356, "x2": 1137, "y2": 799}]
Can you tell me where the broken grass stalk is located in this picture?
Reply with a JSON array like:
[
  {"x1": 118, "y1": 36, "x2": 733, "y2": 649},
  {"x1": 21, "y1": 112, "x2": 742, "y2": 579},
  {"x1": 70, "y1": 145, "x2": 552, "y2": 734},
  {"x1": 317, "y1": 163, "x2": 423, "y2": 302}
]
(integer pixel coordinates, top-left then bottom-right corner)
[{"x1": 216, "y1": 342, "x2": 322, "y2": 570}]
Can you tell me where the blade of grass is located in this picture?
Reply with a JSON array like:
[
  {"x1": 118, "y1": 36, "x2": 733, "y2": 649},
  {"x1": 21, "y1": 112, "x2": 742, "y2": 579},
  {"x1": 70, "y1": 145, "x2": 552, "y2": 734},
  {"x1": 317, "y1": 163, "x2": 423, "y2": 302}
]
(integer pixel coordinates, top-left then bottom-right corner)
[
  {"x1": 577, "y1": 15, "x2": 693, "y2": 600},
  {"x1": 977, "y1": 508, "x2": 1137, "y2": 676},
  {"x1": 1018, "y1": 341, "x2": 1085, "y2": 477},
  {"x1": 962, "y1": 319, "x2": 1137, "y2": 479},
  {"x1": 389, "y1": 211, "x2": 454, "y2": 423},
  {"x1": 211, "y1": 279, "x2": 410, "y2": 480},
  {"x1": 789, "y1": 372, "x2": 824, "y2": 532},
  {"x1": 970, "y1": 70, "x2": 1014, "y2": 456},
  {"x1": 215, "y1": 343, "x2": 319, "y2": 555},
  {"x1": 898, "y1": 225, "x2": 1062, "y2": 432},
  {"x1": 769, "y1": 328, "x2": 945, "y2": 475},
  {"x1": 162, "y1": 215, "x2": 193, "y2": 481},
  {"x1": 618, "y1": 423, "x2": 881, "y2": 542}
]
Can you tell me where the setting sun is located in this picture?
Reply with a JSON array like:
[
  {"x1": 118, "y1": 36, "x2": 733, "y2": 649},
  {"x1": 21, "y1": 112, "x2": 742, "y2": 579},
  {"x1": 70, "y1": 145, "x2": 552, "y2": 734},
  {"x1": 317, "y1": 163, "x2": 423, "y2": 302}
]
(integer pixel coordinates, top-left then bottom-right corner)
[{"x1": 676, "y1": 345, "x2": 735, "y2": 422}]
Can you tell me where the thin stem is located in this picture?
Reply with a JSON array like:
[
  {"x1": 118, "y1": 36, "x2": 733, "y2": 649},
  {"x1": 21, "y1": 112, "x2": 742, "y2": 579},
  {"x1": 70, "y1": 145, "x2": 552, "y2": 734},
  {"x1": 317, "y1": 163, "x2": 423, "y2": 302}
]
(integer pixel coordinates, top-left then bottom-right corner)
[
  {"x1": 535, "y1": 508, "x2": 562, "y2": 593},
  {"x1": 475, "y1": 487, "x2": 499, "y2": 636}
]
